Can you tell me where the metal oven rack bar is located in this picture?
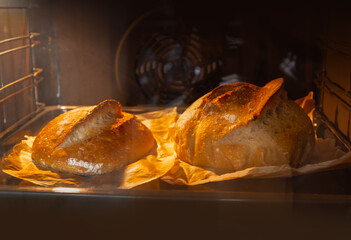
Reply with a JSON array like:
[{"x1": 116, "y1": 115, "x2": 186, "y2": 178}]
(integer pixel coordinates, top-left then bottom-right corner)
[{"x1": 0, "y1": 2, "x2": 44, "y2": 141}]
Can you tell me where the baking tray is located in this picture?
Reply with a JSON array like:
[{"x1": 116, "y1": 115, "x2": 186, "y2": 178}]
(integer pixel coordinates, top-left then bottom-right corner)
[
  {"x1": 0, "y1": 105, "x2": 351, "y2": 196},
  {"x1": 0, "y1": 105, "x2": 351, "y2": 239}
]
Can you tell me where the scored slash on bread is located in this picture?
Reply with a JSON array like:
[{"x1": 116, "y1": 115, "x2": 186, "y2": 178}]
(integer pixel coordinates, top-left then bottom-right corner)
[
  {"x1": 56, "y1": 100, "x2": 122, "y2": 149},
  {"x1": 202, "y1": 78, "x2": 285, "y2": 135}
]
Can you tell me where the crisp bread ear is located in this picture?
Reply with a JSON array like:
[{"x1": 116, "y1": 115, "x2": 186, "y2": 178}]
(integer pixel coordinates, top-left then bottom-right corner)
[
  {"x1": 56, "y1": 100, "x2": 122, "y2": 149},
  {"x1": 198, "y1": 78, "x2": 285, "y2": 127},
  {"x1": 231, "y1": 78, "x2": 284, "y2": 125},
  {"x1": 186, "y1": 78, "x2": 286, "y2": 141},
  {"x1": 263, "y1": 78, "x2": 284, "y2": 97},
  {"x1": 250, "y1": 78, "x2": 284, "y2": 118}
]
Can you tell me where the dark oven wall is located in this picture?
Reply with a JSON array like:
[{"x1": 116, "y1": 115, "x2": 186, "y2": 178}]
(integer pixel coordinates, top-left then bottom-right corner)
[{"x1": 30, "y1": 0, "x2": 336, "y2": 107}]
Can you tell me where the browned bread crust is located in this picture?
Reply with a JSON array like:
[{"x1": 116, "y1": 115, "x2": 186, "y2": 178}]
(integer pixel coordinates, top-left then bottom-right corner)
[
  {"x1": 174, "y1": 78, "x2": 315, "y2": 171},
  {"x1": 31, "y1": 100, "x2": 155, "y2": 175}
]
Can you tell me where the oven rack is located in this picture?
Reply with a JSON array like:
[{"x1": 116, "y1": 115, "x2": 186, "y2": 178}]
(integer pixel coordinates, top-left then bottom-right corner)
[{"x1": 0, "y1": 5, "x2": 44, "y2": 141}]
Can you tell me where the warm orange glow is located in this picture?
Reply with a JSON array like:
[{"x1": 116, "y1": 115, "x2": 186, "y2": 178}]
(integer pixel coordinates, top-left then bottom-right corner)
[{"x1": 295, "y1": 91, "x2": 315, "y2": 122}]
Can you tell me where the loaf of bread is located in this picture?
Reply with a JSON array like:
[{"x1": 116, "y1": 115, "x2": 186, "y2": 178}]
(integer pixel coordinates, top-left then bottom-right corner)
[
  {"x1": 174, "y1": 78, "x2": 315, "y2": 172},
  {"x1": 31, "y1": 99, "x2": 155, "y2": 175}
]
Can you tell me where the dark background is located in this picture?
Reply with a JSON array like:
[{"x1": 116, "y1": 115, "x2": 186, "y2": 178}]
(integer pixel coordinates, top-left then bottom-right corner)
[{"x1": 29, "y1": 0, "x2": 347, "y2": 106}]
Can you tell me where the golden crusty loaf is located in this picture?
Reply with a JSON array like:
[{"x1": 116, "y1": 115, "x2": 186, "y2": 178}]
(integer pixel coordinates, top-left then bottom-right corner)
[
  {"x1": 31, "y1": 99, "x2": 155, "y2": 175},
  {"x1": 174, "y1": 78, "x2": 315, "y2": 172}
]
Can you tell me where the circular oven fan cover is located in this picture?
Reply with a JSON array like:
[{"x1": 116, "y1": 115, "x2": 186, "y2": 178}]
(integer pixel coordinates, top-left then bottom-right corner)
[{"x1": 115, "y1": 8, "x2": 223, "y2": 105}]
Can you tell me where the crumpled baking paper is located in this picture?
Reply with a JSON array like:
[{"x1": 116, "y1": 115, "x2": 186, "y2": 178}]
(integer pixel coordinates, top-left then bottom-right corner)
[
  {"x1": 1, "y1": 108, "x2": 178, "y2": 189},
  {"x1": 3, "y1": 93, "x2": 351, "y2": 188},
  {"x1": 161, "y1": 91, "x2": 351, "y2": 185},
  {"x1": 161, "y1": 137, "x2": 351, "y2": 185}
]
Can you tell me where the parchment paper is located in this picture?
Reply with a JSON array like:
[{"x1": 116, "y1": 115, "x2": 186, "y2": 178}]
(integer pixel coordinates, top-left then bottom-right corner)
[
  {"x1": 161, "y1": 92, "x2": 351, "y2": 185},
  {"x1": 1, "y1": 108, "x2": 178, "y2": 189},
  {"x1": 161, "y1": 137, "x2": 351, "y2": 185},
  {"x1": 2, "y1": 95, "x2": 351, "y2": 188}
]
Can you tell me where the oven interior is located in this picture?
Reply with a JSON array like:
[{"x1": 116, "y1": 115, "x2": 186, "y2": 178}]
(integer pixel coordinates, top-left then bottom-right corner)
[{"x1": 0, "y1": 0, "x2": 350, "y2": 238}]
